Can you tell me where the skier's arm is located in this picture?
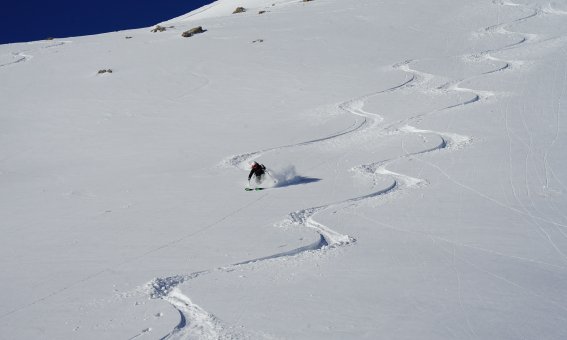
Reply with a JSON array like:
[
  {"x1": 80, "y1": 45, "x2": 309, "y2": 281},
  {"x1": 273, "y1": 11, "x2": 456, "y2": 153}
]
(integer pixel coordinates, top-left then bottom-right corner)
[{"x1": 248, "y1": 169, "x2": 254, "y2": 180}]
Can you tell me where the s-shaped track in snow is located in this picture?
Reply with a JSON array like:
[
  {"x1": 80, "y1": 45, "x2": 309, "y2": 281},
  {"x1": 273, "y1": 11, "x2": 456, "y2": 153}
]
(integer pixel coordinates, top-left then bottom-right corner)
[{"x1": 141, "y1": 2, "x2": 549, "y2": 338}]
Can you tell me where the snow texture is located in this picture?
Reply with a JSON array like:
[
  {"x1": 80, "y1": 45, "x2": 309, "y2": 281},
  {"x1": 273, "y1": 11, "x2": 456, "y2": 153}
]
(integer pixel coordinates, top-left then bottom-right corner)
[{"x1": 1, "y1": 0, "x2": 567, "y2": 339}]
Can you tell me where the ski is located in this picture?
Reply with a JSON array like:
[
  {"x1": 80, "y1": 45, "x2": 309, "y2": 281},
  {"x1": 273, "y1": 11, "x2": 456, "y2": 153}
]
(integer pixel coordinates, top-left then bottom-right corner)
[{"x1": 245, "y1": 187, "x2": 264, "y2": 191}]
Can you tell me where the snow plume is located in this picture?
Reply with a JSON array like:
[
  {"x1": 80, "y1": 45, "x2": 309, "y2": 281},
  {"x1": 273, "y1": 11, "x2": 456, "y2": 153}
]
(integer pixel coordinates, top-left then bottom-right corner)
[{"x1": 269, "y1": 165, "x2": 321, "y2": 188}]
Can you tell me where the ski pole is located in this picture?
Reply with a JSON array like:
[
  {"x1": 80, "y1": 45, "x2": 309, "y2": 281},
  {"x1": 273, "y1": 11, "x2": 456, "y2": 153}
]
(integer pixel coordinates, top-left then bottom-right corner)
[{"x1": 265, "y1": 170, "x2": 277, "y2": 184}]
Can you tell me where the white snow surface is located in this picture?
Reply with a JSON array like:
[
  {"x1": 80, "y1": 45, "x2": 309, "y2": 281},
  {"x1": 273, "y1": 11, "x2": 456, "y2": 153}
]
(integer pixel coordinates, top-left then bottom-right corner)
[{"x1": 1, "y1": 0, "x2": 567, "y2": 339}]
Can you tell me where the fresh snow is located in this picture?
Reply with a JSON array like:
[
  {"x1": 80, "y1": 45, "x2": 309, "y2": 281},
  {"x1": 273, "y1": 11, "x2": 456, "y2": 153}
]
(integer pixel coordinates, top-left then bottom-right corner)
[{"x1": 1, "y1": 0, "x2": 567, "y2": 339}]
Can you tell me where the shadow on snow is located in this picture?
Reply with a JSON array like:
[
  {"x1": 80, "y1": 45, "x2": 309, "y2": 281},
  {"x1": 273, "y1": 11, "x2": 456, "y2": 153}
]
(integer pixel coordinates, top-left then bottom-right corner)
[{"x1": 274, "y1": 176, "x2": 321, "y2": 188}]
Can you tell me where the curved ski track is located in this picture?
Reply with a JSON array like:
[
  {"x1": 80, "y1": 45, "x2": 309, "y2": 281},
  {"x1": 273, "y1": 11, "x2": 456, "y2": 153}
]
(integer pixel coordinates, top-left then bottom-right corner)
[
  {"x1": 144, "y1": 2, "x2": 548, "y2": 338},
  {"x1": 0, "y1": 51, "x2": 32, "y2": 68},
  {"x1": 0, "y1": 41, "x2": 71, "y2": 69}
]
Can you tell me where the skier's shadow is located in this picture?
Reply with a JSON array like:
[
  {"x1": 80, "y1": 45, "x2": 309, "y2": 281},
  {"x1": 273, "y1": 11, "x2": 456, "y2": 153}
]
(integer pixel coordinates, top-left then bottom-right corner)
[{"x1": 275, "y1": 176, "x2": 321, "y2": 188}]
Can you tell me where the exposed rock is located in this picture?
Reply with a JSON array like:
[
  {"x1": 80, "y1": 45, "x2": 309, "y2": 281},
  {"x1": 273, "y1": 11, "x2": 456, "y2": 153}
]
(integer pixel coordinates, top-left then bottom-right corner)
[
  {"x1": 259, "y1": 10, "x2": 266, "y2": 14},
  {"x1": 151, "y1": 25, "x2": 166, "y2": 33},
  {"x1": 233, "y1": 7, "x2": 246, "y2": 14},
  {"x1": 181, "y1": 26, "x2": 206, "y2": 38}
]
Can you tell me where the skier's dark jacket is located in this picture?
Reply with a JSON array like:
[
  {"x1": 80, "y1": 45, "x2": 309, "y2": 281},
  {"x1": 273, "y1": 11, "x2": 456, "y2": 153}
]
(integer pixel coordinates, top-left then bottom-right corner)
[{"x1": 248, "y1": 163, "x2": 266, "y2": 180}]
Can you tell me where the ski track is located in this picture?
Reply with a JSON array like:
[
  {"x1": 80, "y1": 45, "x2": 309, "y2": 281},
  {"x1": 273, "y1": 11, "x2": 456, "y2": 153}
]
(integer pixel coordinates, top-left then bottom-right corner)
[
  {"x1": 0, "y1": 52, "x2": 32, "y2": 68},
  {"x1": 0, "y1": 41, "x2": 71, "y2": 69},
  {"x1": 219, "y1": 74, "x2": 416, "y2": 170},
  {"x1": 542, "y1": 3, "x2": 567, "y2": 16},
  {"x1": 144, "y1": 2, "x2": 547, "y2": 338}
]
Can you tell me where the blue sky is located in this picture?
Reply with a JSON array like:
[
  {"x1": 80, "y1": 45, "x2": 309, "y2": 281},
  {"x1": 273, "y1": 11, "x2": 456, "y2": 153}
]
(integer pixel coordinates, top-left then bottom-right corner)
[{"x1": 0, "y1": 0, "x2": 214, "y2": 44}]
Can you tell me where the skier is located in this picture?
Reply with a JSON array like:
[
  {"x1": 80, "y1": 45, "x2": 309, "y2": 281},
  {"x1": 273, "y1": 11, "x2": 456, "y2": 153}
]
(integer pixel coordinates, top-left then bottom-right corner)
[{"x1": 248, "y1": 161, "x2": 266, "y2": 185}]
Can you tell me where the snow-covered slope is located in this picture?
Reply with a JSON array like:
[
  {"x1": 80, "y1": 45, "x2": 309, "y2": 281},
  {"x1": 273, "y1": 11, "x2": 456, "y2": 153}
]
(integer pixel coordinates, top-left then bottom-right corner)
[{"x1": 1, "y1": 0, "x2": 567, "y2": 339}]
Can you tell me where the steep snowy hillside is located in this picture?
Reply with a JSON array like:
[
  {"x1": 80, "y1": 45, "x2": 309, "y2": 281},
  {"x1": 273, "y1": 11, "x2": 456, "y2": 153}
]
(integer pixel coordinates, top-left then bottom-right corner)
[{"x1": 1, "y1": 0, "x2": 567, "y2": 339}]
